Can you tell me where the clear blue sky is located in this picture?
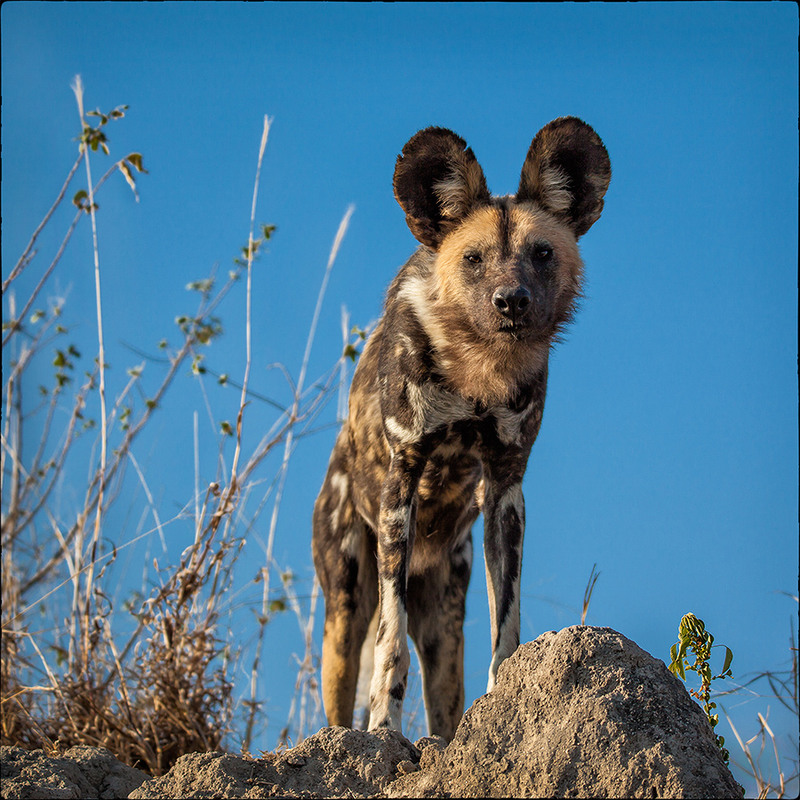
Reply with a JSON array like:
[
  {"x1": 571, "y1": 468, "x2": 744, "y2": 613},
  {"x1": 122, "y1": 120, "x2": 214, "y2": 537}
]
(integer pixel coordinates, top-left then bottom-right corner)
[{"x1": 2, "y1": 2, "x2": 797, "y2": 793}]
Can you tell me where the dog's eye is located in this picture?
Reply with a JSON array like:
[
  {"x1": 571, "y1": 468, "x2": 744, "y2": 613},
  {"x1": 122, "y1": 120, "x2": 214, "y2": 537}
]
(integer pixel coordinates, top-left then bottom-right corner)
[
  {"x1": 465, "y1": 252, "x2": 482, "y2": 265},
  {"x1": 532, "y1": 244, "x2": 553, "y2": 262}
]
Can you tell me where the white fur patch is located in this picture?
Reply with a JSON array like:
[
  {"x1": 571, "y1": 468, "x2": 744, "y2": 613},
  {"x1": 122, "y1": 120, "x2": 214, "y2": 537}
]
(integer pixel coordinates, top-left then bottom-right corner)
[
  {"x1": 368, "y1": 576, "x2": 411, "y2": 731},
  {"x1": 380, "y1": 505, "x2": 411, "y2": 533},
  {"x1": 340, "y1": 526, "x2": 362, "y2": 558},
  {"x1": 384, "y1": 415, "x2": 420, "y2": 444},
  {"x1": 354, "y1": 609, "x2": 379, "y2": 727},
  {"x1": 394, "y1": 332, "x2": 416, "y2": 360},
  {"x1": 433, "y1": 161, "x2": 484, "y2": 218},
  {"x1": 397, "y1": 275, "x2": 451, "y2": 365},
  {"x1": 538, "y1": 164, "x2": 573, "y2": 213},
  {"x1": 406, "y1": 381, "x2": 475, "y2": 434},
  {"x1": 329, "y1": 472, "x2": 349, "y2": 533}
]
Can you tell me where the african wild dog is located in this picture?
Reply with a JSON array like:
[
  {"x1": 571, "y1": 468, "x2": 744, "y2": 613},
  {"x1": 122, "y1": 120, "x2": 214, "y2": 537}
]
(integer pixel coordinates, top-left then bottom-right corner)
[{"x1": 312, "y1": 118, "x2": 610, "y2": 740}]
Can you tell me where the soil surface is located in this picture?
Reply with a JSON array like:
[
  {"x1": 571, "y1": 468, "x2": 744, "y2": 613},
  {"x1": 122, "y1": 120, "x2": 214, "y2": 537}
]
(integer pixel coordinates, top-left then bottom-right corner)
[{"x1": 0, "y1": 626, "x2": 743, "y2": 799}]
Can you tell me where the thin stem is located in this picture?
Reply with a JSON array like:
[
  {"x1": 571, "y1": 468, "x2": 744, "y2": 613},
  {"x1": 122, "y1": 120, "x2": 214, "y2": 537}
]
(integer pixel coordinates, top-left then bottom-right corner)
[
  {"x1": 5, "y1": 151, "x2": 85, "y2": 293},
  {"x1": 229, "y1": 115, "x2": 271, "y2": 489},
  {"x1": 2, "y1": 162, "x2": 119, "y2": 350},
  {"x1": 72, "y1": 76, "x2": 108, "y2": 672}
]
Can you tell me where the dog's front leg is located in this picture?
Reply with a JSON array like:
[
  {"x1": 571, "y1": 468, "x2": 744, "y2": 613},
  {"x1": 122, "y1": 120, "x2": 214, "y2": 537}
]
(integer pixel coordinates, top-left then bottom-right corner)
[
  {"x1": 368, "y1": 447, "x2": 424, "y2": 732},
  {"x1": 483, "y1": 462, "x2": 527, "y2": 692}
]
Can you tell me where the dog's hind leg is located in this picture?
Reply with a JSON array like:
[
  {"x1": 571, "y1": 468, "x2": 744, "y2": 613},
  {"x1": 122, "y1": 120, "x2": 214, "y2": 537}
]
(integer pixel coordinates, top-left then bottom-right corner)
[
  {"x1": 353, "y1": 606, "x2": 379, "y2": 729},
  {"x1": 312, "y1": 457, "x2": 378, "y2": 728}
]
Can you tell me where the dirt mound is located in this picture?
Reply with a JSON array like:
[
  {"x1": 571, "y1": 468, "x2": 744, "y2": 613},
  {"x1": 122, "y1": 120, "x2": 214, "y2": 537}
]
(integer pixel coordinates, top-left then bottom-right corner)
[
  {"x1": 389, "y1": 626, "x2": 742, "y2": 798},
  {"x1": 127, "y1": 726, "x2": 422, "y2": 798},
  {"x1": 1, "y1": 626, "x2": 741, "y2": 798},
  {"x1": 0, "y1": 744, "x2": 148, "y2": 799}
]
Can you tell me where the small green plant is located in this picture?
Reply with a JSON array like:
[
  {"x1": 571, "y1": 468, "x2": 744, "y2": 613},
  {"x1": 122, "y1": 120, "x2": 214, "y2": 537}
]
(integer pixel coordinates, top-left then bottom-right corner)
[{"x1": 668, "y1": 612, "x2": 734, "y2": 764}]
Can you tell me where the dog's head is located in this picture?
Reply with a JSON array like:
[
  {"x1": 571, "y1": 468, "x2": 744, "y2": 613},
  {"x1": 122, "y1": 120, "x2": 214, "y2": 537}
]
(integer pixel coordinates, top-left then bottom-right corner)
[{"x1": 393, "y1": 119, "x2": 610, "y2": 347}]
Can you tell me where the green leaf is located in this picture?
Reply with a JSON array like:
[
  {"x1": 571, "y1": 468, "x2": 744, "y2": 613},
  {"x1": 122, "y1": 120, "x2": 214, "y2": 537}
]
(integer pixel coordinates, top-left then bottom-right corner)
[
  {"x1": 721, "y1": 646, "x2": 733, "y2": 676},
  {"x1": 677, "y1": 639, "x2": 689, "y2": 664},
  {"x1": 73, "y1": 189, "x2": 88, "y2": 207},
  {"x1": 673, "y1": 643, "x2": 687, "y2": 680},
  {"x1": 125, "y1": 152, "x2": 147, "y2": 173},
  {"x1": 669, "y1": 643, "x2": 678, "y2": 666},
  {"x1": 220, "y1": 420, "x2": 233, "y2": 436}
]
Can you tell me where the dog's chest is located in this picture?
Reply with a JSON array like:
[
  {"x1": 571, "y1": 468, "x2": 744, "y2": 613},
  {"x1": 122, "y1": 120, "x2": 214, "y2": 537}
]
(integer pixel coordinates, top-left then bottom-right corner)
[{"x1": 412, "y1": 392, "x2": 537, "y2": 509}]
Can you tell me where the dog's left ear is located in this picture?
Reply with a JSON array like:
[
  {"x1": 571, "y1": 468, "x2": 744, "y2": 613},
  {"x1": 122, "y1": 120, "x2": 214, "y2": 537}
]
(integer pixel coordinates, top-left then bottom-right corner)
[
  {"x1": 517, "y1": 117, "x2": 611, "y2": 237},
  {"x1": 393, "y1": 127, "x2": 491, "y2": 249}
]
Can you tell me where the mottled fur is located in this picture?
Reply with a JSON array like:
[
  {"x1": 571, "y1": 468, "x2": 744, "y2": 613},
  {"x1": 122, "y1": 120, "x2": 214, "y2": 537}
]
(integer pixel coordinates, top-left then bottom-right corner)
[{"x1": 312, "y1": 118, "x2": 610, "y2": 740}]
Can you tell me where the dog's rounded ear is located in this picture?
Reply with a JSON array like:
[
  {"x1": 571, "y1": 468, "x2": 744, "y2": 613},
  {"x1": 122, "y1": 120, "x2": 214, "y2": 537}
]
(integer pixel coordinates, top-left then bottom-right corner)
[
  {"x1": 517, "y1": 117, "x2": 611, "y2": 237},
  {"x1": 393, "y1": 127, "x2": 491, "y2": 249}
]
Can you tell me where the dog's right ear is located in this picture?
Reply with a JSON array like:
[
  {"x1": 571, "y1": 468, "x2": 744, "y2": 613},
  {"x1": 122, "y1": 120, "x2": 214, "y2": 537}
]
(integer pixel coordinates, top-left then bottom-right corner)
[{"x1": 393, "y1": 127, "x2": 491, "y2": 250}]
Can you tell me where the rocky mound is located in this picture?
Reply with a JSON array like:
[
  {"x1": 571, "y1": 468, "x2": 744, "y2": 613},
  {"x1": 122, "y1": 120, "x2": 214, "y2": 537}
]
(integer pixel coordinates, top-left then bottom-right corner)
[{"x1": 0, "y1": 626, "x2": 742, "y2": 798}]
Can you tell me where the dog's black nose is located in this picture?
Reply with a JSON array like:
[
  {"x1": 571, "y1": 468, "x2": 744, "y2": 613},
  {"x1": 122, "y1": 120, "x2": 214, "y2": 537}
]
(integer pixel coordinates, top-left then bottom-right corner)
[{"x1": 492, "y1": 286, "x2": 531, "y2": 319}]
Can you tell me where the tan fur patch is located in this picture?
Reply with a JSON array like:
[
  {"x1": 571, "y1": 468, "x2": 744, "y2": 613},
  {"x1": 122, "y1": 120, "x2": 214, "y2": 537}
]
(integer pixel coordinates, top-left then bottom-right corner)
[{"x1": 415, "y1": 204, "x2": 583, "y2": 406}]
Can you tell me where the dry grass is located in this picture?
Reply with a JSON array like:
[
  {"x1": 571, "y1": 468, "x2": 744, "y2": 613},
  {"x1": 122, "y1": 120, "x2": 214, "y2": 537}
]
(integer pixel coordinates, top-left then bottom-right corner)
[
  {"x1": 720, "y1": 595, "x2": 799, "y2": 799},
  {"x1": 1, "y1": 82, "x2": 354, "y2": 774}
]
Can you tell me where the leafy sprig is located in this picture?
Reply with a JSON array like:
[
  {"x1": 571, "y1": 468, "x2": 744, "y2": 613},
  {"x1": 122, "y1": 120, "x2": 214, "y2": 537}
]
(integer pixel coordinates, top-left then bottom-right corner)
[{"x1": 668, "y1": 613, "x2": 734, "y2": 764}]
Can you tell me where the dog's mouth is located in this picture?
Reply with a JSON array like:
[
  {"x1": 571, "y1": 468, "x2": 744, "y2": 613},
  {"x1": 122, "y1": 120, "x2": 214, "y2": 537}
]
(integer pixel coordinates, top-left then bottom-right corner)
[
  {"x1": 496, "y1": 319, "x2": 552, "y2": 343},
  {"x1": 497, "y1": 320, "x2": 530, "y2": 337}
]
